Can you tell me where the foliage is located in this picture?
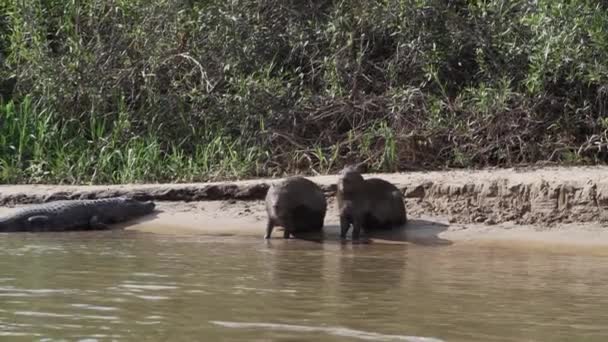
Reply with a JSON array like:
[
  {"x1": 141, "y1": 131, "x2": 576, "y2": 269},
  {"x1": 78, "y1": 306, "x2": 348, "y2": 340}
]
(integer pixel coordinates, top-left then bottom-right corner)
[{"x1": 1, "y1": 0, "x2": 608, "y2": 183}]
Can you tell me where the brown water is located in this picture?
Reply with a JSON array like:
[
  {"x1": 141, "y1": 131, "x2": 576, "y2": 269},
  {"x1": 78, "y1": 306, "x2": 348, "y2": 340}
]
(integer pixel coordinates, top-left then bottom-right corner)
[{"x1": 1, "y1": 231, "x2": 608, "y2": 341}]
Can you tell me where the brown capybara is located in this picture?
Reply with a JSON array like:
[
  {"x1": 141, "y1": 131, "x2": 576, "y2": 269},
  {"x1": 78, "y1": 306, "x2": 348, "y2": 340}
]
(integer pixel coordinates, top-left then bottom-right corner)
[
  {"x1": 337, "y1": 165, "x2": 407, "y2": 240},
  {"x1": 264, "y1": 176, "x2": 327, "y2": 239}
]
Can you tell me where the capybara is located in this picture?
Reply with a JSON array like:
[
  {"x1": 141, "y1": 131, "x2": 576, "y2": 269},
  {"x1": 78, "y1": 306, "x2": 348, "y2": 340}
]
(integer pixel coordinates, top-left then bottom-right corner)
[
  {"x1": 337, "y1": 165, "x2": 406, "y2": 240},
  {"x1": 264, "y1": 176, "x2": 327, "y2": 239}
]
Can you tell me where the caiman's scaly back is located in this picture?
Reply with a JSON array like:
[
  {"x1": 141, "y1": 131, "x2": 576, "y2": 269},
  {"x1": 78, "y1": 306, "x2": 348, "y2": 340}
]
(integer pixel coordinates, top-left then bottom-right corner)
[{"x1": 0, "y1": 197, "x2": 155, "y2": 232}]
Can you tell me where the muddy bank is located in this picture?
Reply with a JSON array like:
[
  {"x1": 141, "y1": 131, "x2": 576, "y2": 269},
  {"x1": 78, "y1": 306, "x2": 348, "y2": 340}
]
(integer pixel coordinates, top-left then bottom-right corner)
[{"x1": 2, "y1": 166, "x2": 608, "y2": 226}]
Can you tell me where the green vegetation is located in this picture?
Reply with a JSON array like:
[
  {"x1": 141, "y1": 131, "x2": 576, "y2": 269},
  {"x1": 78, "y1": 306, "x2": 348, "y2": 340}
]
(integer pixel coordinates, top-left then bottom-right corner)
[{"x1": 1, "y1": 0, "x2": 607, "y2": 184}]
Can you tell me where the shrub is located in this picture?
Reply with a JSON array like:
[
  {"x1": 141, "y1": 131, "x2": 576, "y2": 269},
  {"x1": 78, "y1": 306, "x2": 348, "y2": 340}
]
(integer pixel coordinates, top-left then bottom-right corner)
[{"x1": 1, "y1": 0, "x2": 607, "y2": 183}]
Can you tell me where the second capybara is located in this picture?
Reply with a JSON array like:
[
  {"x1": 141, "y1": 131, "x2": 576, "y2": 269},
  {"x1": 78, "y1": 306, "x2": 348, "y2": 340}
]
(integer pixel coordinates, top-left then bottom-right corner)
[
  {"x1": 264, "y1": 176, "x2": 327, "y2": 239},
  {"x1": 337, "y1": 165, "x2": 406, "y2": 240}
]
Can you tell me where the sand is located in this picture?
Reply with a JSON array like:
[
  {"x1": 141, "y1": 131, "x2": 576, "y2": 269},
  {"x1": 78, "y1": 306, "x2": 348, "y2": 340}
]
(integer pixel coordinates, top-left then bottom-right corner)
[
  {"x1": 2, "y1": 166, "x2": 608, "y2": 252},
  {"x1": 115, "y1": 199, "x2": 608, "y2": 253}
]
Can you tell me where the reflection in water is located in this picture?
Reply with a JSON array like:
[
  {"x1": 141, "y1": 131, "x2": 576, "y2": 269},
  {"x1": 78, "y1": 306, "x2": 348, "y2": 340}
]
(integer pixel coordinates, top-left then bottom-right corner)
[
  {"x1": 335, "y1": 243, "x2": 409, "y2": 324},
  {"x1": 0, "y1": 232, "x2": 607, "y2": 341}
]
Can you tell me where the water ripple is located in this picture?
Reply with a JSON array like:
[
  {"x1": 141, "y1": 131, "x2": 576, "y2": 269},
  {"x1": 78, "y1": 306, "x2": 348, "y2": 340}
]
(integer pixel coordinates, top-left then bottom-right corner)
[
  {"x1": 70, "y1": 304, "x2": 119, "y2": 312},
  {"x1": 14, "y1": 311, "x2": 120, "y2": 322},
  {"x1": 132, "y1": 295, "x2": 170, "y2": 301},
  {"x1": 209, "y1": 321, "x2": 445, "y2": 342},
  {"x1": 233, "y1": 285, "x2": 297, "y2": 294},
  {"x1": 0, "y1": 286, "x2": 75, "y2": 295},
  {"x1": 132, "y1": 272, "x2": 170, "y2": 278},
  {"x1": 0, "y1": 332, "x2": 42, "y2": 337},
  {"x1": 14, "y1": 311, "x2": 72, "y2": 318},
  {"x1": 119, "y1": 284, "x2": 178, "y2": 290}
]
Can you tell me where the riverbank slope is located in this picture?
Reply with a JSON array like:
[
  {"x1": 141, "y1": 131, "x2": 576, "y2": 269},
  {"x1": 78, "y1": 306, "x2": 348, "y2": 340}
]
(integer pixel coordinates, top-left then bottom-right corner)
[{"x1": 2, "y1": 166, "x2": 608, "y2": 248}]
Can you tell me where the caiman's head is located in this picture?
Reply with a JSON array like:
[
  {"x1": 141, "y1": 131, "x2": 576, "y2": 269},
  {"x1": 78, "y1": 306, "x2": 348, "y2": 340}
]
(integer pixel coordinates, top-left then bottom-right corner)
[
  {"x1": 0, "y1": 216, "x2": 28, "y2": 232},
  {"x1": 119, "y1": 198, "x2": 156, "y2": 217},
  {"x1": 0, "y1": 218, "x2": 11, "y2": 232}
]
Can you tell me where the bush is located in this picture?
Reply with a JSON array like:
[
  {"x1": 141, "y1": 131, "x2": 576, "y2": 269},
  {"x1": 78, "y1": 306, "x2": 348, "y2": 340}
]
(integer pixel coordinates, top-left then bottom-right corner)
[{"x1": 1, "y1": 0, "x2": 607, "y2": 183}]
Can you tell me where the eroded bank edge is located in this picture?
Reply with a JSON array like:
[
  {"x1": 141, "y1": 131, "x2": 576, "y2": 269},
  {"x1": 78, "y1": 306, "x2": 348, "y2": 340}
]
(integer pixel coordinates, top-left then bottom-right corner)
[{"x1": 2, "y1": 175, "x2": 608, "y2": 225}]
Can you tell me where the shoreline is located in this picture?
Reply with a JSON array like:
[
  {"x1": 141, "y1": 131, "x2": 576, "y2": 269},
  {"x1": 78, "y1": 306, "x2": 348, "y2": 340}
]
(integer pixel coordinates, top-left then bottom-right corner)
[
  {"x1": 123, "y1": 201, "x2": 608, "y2": 252},
  {"x1": 2, "y1": 166, "x2": 608, "y2": 249},
  {"x1": 4, "y1": 199, "x2": 607, "y2": 252}
]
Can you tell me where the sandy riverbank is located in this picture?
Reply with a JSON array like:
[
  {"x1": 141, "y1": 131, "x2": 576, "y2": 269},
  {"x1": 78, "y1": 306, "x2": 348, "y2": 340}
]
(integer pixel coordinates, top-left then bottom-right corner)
[
  {"x1": 3, "y1": 197, "x2": 607, "y2": 253},
  {"x1": 2, "y1": 166, "x2": 608, "y2": 250},
  {"x1": 119, "y1": 200, "x2": 608, "y2": 252}
]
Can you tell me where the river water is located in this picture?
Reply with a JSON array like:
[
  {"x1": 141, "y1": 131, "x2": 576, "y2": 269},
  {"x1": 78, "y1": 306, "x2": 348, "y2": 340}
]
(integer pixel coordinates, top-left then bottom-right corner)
[{"x1": 0, "y1": 230, "x2": 607, "y2": 341}]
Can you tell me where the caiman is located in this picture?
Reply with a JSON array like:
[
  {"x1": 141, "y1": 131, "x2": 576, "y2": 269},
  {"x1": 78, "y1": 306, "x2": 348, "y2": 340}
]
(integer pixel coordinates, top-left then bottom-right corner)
[{"x1": 0, "y1": 197, "x2": 155, "y2": 232}]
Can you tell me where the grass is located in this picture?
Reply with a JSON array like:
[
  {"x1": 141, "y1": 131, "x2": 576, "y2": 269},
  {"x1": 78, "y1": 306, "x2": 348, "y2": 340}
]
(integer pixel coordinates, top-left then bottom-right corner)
[
  {"x1": 1, "y1": 0, "x2": 608, "y2": 184},
  {"x1": 0, "y1": 96, "x2": 263, "y2": 184}
]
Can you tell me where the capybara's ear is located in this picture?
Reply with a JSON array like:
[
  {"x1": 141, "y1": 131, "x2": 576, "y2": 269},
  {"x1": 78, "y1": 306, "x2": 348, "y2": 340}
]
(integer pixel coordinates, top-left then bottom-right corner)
[{"x1": 354, "y1": 162, "x2": 368, "y2": 174}]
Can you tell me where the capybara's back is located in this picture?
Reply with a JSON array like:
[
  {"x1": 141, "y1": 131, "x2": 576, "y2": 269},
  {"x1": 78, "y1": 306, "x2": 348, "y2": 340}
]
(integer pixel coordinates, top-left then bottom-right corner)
[
  {"x1": 363, "y1": 178, "x2": 407, "y2": 229},
  {"x1": 264, "y1": 176, "x2": 327, "y2": 239},
  {"x1": 337, "y1": 165, "x2": 406, "y2": 240}
]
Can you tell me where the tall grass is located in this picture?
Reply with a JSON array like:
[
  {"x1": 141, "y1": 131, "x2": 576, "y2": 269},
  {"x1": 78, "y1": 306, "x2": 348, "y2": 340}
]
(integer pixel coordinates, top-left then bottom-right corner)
[
  {"x1": 1, "y1": 0, "x2": 608, "y2": 184},
  {"x1": 0, "y1": 96, "x2": 262, "y2": 184}
]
